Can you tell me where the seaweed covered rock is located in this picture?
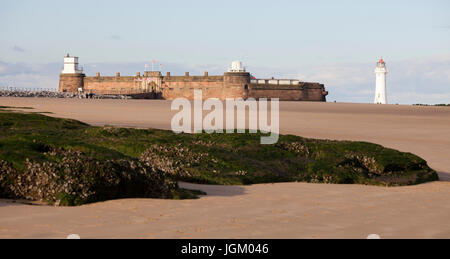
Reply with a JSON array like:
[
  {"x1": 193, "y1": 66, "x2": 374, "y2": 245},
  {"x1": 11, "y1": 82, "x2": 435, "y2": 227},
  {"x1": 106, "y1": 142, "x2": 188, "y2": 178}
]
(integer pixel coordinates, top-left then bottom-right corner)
[
  {"x1": 0, "y1": 110, "x2": 440, "y2": 196},
  {"x1": 338, "y1": 152, "x2": 439, "y2": 185},
  {"x1": 140, "y1": 144, "x2": 210, "y2": 179},
  {"x1": 137, "y1": 139, "x2": 438, "y2": 186},
  {"x1": 0, "y1": 149, "x2": 177, "y2": 206},
  {"x1": 0, "y1": 160, "x2": 17, "y2": 198}
]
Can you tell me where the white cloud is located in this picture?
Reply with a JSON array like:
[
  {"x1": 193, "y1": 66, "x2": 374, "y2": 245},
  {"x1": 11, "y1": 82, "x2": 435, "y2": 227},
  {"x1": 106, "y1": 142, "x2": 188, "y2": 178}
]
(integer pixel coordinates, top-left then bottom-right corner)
[
  {"x1": 0, "y1": 73, "x2": 58, "y2": 90},
  {"x1": 12, "y1": 45, "x2": 25, "y2": 52},
  {"x1": 0, "y1": 61, "x2": 60, "y2": 90},
  {"x1": 110, "y1": 35, "x2": 121, "y2": 40}
]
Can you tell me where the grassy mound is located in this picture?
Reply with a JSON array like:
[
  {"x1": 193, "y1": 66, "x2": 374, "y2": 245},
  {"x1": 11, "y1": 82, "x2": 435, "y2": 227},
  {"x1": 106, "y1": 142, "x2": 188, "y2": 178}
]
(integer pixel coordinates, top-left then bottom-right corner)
[{"x1": 0, "y1": 108, "x2": 439, "y2": 205}]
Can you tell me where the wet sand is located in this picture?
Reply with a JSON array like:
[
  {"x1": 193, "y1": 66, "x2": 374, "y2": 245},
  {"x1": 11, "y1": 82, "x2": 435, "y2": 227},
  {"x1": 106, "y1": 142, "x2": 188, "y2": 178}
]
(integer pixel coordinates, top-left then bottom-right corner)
[{"x1": 0, "y1": 97, "x2": 449, "y2": 238}]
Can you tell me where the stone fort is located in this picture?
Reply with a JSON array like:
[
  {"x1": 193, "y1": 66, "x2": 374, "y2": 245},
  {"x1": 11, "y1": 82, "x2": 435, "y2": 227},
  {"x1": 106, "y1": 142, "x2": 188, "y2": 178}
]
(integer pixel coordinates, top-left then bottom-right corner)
[{"x1": 59, "y1": 55, "x2": 328, "y2": 101}]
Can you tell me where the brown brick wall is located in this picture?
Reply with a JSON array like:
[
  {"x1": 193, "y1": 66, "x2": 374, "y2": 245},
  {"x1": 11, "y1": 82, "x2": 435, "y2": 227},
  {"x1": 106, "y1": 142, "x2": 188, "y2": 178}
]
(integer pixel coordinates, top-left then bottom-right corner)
[
  {"x1": 248, "y1": 84, "x2": 327, "y2": 101},
  {"x1": 162, "y1": 80, "x2": 245, "y2": 100},
  {"x1": 59, "y1": 74, "x2": 85, "y2": 93},
  {"x1": 223, "y1": 72, "x2": 251, "y2": 84},
  {"x1": 58, "y1": 72, "x2": 327, "y2": 101},
  {"x1": 84, "y1": 76, "x2": 142, "y2": 94}
]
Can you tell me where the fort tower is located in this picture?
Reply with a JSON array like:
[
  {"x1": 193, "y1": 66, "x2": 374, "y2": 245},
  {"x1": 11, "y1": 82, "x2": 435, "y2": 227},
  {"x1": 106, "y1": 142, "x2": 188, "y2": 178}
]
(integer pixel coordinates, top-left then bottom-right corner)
[
  {"x1": 224, "y1": 60, "x2": 251, "y2": 99},
  {"x1": 59, "y1": 54, "x2": 85, "y2": 93}
]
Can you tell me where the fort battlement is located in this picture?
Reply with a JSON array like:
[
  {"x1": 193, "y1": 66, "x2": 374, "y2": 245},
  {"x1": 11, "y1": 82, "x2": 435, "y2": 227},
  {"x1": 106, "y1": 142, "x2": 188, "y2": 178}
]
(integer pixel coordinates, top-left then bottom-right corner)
[
  {"x1": 58, "y1": 56, "x2": 328, "y2": 101},
  {"x1": 163, "y1": 75, "x2": 224, "y2": 82}
]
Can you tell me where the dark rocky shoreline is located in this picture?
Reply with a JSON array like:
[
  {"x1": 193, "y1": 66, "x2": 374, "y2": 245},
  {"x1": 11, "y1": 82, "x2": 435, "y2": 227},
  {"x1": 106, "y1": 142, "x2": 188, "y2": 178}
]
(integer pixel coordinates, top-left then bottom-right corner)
[{"x1": 0, "y1": 89, "x2": 130, "y2": 99}]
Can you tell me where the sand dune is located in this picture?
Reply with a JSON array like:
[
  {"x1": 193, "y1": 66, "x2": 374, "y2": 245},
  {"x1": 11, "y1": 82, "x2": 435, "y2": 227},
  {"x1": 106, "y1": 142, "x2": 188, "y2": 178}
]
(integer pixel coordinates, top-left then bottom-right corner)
[{"x1": 0, "y1": 97, "x2": 449, "y2": 238}]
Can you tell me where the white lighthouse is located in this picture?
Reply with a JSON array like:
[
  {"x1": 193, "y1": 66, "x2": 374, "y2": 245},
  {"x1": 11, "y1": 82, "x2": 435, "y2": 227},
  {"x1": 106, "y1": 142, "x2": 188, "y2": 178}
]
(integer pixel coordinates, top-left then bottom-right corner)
[
  {"x1": 374, "y1": 58, "x2": 387, "y2": 104},
  {"x1": 61, "y1": 53, "x2": 83, "y2": 74},
  {"x1": 228, "y1": 61, "x2": 246, "y2": 72}
]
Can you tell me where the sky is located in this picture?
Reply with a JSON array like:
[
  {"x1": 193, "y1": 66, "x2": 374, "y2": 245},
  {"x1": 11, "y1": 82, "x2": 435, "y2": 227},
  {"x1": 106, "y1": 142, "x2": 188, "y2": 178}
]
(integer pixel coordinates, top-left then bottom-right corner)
[{"x1": 0, "y1": 0, "x2": 449, "y2": 104}]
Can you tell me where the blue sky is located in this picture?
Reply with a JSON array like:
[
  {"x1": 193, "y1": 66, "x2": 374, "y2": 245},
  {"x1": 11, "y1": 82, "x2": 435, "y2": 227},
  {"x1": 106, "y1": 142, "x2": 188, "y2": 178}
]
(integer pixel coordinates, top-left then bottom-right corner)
[{"x1": 0, "y1": 0, "x2": 449, "y2": 104}]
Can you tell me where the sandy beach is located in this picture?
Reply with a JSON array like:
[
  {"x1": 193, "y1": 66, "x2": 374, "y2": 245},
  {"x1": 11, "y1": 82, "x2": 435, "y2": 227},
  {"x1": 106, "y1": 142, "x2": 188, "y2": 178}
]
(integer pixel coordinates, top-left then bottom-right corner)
[{"x1": 0, "y1": 97, "x2": 449, "y2": 238}]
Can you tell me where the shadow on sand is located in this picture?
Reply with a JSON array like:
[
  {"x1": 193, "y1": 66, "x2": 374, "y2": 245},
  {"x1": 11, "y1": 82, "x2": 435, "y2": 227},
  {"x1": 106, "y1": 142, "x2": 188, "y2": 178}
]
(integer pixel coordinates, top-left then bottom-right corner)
[
  {"x1": 179, "y1": 182, "x2": 247, "y2": 197},
  {"x1": 0, "y1": 199, "x2": 44, "y2": 207},
  {"x1": 438, "y1": 172, "x2": 450, "y2": 182}
]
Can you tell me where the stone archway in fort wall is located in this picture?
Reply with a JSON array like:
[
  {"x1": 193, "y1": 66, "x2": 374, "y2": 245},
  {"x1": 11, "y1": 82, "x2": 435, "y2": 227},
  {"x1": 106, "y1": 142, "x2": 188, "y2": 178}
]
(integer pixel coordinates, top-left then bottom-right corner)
[{"x1": 140, "y1": 81, "x2": 162, "y2": 93}]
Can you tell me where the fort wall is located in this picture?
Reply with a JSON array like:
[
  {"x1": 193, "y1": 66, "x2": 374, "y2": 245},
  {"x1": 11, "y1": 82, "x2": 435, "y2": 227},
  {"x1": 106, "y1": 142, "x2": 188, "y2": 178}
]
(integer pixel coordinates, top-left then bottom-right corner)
[
  {"x1": 161, "y1": 73, "x2": 249, "y2": 100},
  {"x1": 248, "y1": 83, "x2": 328, "y2": 101},
  {"x1": 162, "y1": 77, "x2": 225, "y2": 100},
  {"x1": 83, "y1": 72, "x2": 164, "y2": 95},
  {"x1": 58, "y1": 67, "x2": 327, "y2": 101},
  {"x1": 59, "y1": 74, "x2": 84, "y2": 93},
  {"x1": 84, "y1": 76, "x2": 139, "y2": 95}
]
